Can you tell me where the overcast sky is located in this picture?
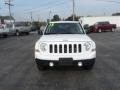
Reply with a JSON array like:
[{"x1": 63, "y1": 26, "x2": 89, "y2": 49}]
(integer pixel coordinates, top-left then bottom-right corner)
[{"x1": 0, "y1": 0, "x2": 120, "y2": 21}]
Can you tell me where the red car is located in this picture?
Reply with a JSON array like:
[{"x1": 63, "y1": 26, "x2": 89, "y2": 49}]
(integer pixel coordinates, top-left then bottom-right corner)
[{"x1": 90, "y1": 21, "x2": 116, "y2": 33}]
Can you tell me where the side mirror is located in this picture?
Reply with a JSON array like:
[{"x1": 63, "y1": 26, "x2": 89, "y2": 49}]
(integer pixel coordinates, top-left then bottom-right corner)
[
  {"x1": 40, "y1": 26, "x2": 45, "y2": 31},
  {"x1": 85, "y1": 29, "x2": 90, "y2": 34},
  {"x1": 83, "y1": 24, "x2": 89, "y2": 29},
  {"x1": 38, "y1": 30, "x2": 43, "y2": 35},
  {"x1": 83, "y1": 24, "x2": 90, "y2": 34}
]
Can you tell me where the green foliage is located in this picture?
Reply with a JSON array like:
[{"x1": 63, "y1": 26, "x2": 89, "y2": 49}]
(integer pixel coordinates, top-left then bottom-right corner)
[
  {"x1": 65, "y1": 15, "x2": 80, "y2": 21},
  {"x1": 51, "y1": 14, "x2": 61, "y2": 21}
]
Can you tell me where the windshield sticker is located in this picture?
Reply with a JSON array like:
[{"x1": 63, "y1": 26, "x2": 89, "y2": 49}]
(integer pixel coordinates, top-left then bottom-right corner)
[{"x1": 48, "y1": 23, "x2": 54, "y2": 28}]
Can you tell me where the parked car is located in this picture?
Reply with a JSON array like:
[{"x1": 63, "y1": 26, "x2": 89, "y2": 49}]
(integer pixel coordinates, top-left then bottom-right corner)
[
  {"x1": 89, "y1": 21, "x2": 116, "y2": 33},
  {"x1": 31, "y1": 26, "x2": 37, "y2": 32},
  {"x1": 6, "y1": 22, "x2": 31, "y2": 36},
  {"x1": 0, "y1": 25, "x2": 9, "y2": 38},
  {"x1": 13, "y1": 22, "x2": 31, "y2": 36},
  {"x1": 35, "y1": 21, "x2": 96, "y2": 70}
]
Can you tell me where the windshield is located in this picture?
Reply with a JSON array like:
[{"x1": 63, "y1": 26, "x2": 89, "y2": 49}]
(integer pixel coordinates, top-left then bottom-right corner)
[
  {"x1": 97, "y1": 22, "x2": 110, "y2": 25},
  {"x1": 44, "y1": 23, "x2": 84, "y2": 35}
]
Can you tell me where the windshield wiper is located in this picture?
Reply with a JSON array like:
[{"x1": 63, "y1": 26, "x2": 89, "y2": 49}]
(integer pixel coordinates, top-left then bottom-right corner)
[
  {"x1": 45, "y1": 33, "x2": 82, "y2": 35},
  {"x1": 59, "y1": 33, "x2": 82, "y2": 34},
  {"x1": 45, "y1": 33, "x2": 57, "y2": 35}
]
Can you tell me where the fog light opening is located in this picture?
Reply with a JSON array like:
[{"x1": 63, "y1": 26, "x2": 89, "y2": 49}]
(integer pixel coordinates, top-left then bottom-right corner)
[
  {"x1": 49, "y1": 62, "x2": 54, "y2": 67},
  {"x1": 78, "y1": 62, "x2": 83, "y2": 67}
]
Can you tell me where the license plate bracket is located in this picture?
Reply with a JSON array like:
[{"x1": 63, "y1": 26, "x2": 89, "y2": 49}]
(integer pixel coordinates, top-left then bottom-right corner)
[{"x1": 59, "y1": 58, "x2": 73, "y2": 65}]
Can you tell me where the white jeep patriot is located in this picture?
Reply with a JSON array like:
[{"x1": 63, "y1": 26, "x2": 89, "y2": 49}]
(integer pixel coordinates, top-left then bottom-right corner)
[{"x1": 35, "y1": 21, "x2": 96, "y2": 70}]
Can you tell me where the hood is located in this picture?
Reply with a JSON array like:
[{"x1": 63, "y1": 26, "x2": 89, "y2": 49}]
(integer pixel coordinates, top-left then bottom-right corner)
[{"x1": 38, "y1": 34, "x2": 93, "y2": 42}]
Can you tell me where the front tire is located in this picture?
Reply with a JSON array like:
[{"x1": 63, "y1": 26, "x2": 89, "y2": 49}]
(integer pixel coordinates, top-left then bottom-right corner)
[
  {"x1": 3, "y1": 34, "x2": 8, "y2": 38},
  {"x1": 38, "y1": 30, "x2": 40, "y2": 35},
  {"x1": 16, "y1": 31, "x2": 20, "y2": 36},
  {"x1": 83, "y1": 59, "x2": 95, "y2": 70},
  {"x1": 98, "y1": 29, "x2": 102, "y2": 33},
  {"x1": 36, "y1": 61, "x2": 47, "y2": 71},
  {"x1": 111, "y1": 28, "x2": 115, "y2": 32},
  {"x1": 25, "y1": 32, "x2": 30, "y2": 35},
  {"x1": 37, "y1": 65, "x2": 47, "y2": 71}
]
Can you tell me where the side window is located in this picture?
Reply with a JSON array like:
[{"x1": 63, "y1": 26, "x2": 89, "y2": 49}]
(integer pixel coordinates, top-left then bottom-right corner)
[{"x1": 106, "y1": 22, "x2": 109, "y2": 24}]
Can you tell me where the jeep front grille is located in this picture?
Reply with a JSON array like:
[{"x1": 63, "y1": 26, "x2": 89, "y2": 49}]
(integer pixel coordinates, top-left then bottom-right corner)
[{"x1": 49, "y1": 44, "x2": 81, "y2": 53}]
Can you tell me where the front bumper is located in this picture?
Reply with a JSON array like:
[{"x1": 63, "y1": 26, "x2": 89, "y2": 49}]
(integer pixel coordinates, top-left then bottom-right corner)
[{"x1": 35, "y1": 58, "x2": 95, "y2": 66}]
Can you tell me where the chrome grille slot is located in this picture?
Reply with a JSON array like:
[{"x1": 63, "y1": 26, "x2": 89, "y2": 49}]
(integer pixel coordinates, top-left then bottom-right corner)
[
  {"x1": 64, "y1": 44, "x2": 67, "y2": 53},
  {"x1": 69, "y1": 44, "x2": 72, "y2": 53},
  {"x1": 49, "y1": 44, "x2": 81, "y2": 53},
  {"x1": 78, "y1": 44, "x2": 81, "y2": 53},
  {"x1": 50, "y1": 44, "x2": 53, "y2": 53},
  {"x1": 54, "y1": 45, "x2": 57, "y2": 53},
  {"x1": 59, "y1": 44, "x2": 62, "y2": 53},
  {"x1": 74, "y1": 44, "x2": 77, "y2": 53}
]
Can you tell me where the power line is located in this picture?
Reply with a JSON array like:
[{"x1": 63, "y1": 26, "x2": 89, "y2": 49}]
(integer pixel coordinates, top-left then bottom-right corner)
[
  {"x1": 96, "y1": 0, "x2": 120, "y2": 4},
  {"x1": 25, "y1": 1, "x2": 66, "y2": 13},
  {"x1": 32, "y1": 0, "x2": 60, "y2": 8},
  {"x1": 36, "y1": 2, "x2": 65, "y2": 12},
  {"x1": 25, "y1": 1, "x2": 66, "y2": 21}
]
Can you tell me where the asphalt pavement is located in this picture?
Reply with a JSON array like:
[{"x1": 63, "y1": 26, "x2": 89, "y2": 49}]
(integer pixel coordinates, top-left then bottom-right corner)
[{"x1": 0, "y1": 31, "x2": 120, "y2": 90}]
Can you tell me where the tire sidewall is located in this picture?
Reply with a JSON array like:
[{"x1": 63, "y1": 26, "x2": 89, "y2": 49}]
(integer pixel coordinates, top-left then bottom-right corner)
[
  {"x1": 98, "y1": 29, "x2": 102, "y2": 33},
  {"x1": 16, "y1": 31, "x2": 20, "y2": 36},
  {"x1": 111, "y1": 28, "x2": 115, "y2": 32}
]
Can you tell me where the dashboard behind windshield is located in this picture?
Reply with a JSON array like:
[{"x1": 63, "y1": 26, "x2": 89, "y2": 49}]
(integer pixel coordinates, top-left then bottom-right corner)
[{"x1": 44, "y1": 23, "x2": 85, "y2": 35}]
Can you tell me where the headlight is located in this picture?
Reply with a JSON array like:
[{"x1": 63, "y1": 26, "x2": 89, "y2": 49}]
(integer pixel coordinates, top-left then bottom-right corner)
[
  {"x1": 84, "y1": 42, "x2": 91, "y2": 51},
  {"x1": 40, "y1": 43, "x2": 47, "y2": 52}
]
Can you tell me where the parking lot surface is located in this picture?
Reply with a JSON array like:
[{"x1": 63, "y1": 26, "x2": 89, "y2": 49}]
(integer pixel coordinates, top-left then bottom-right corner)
[{"x1": 0, "y1": 31, "x2": 120, "y2": 90}]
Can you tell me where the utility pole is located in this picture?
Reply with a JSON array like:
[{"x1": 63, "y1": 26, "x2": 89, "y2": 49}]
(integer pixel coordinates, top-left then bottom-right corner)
[
  {"x1": 30, "y1": 12, "x2": 33, "y2": 27},
  {"x1": 49, "y1": 11, "x2": 52, "y2": 22},
  {"x1": 5, "y1": 0, "x2": 14, "y2": 24},
  {"x1": 73, "y1": 0, "x2": 75, "y2": 21},
  {"x1": 30, "y1": 12, "x2": 33, "y2": 23}
]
